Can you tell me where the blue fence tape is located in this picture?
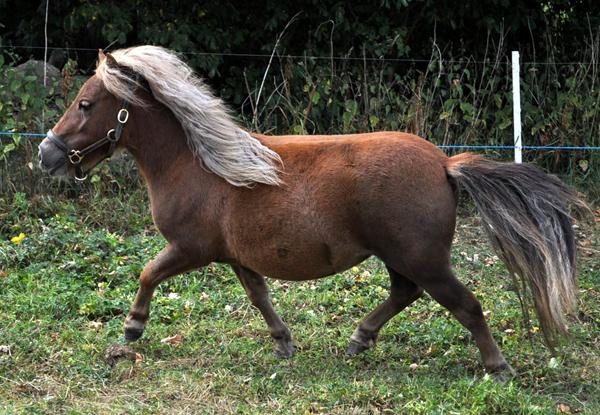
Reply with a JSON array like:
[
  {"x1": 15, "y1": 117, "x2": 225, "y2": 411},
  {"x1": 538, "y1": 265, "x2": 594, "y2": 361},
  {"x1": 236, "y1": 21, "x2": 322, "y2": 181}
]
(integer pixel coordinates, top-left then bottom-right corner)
[
  {"x1": 0, "y1": 132, "x2": 46, "y2": 137},
  {"x1": 1, "y1": 131, "x2": 600, "y2": 151},
  {"x1": 437, "y1": 144, "x2": 600, "y2": 150}
]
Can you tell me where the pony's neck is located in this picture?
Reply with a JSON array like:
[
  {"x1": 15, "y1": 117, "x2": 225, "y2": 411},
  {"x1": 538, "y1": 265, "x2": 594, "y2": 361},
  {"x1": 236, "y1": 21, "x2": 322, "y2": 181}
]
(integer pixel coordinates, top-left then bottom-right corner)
[{"x1": 123, "y1": 103, "x2": 198, "y2": 188}]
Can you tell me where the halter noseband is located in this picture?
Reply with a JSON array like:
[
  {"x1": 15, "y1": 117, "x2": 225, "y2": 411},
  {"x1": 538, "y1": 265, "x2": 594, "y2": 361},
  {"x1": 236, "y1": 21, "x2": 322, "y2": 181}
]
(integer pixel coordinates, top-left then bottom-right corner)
[{"x1": 46, "y1": 100, "x2": 130, "y2": 181}]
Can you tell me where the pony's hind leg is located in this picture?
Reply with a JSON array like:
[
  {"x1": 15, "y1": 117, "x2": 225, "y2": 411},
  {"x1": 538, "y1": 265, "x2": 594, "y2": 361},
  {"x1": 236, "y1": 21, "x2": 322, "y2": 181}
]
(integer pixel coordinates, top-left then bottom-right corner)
[
  {"x1": 413, "y1": 264, "x2": 516, "y2": 381},
  {"x1": 124, "y1": 244, "x2": 202, "y2": 341},
  {"x1": 347, "y1": 266, "x2": 423, "y2": 356},
  {"x1": 232, "y1": 265, "x2": 295, "y2": 358}
]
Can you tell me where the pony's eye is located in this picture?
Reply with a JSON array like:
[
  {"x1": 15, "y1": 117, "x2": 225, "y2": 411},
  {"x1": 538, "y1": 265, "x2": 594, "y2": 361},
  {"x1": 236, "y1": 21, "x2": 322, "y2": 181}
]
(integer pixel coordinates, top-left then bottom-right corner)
[{"x1": 79, "y1": 100, "x2": 92, "y2": 110}]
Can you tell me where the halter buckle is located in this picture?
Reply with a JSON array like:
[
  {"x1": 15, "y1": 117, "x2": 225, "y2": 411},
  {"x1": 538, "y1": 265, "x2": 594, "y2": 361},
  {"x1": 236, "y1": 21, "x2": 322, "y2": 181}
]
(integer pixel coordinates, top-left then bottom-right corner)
[
  {"x1": 68, "y1": 149, "x2": 83, "y2": 165},
  {"x1": 117, "y1": 108, "x2": 129, "y2": 124},
  {"x1": 107, "y1": 129, "x2": 118, "y2": 142}
]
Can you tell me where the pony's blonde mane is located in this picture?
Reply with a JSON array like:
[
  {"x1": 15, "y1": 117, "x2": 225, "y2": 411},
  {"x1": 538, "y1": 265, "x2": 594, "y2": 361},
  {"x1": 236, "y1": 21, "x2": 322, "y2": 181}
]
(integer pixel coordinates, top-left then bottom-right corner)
[{"x1": 95, "y1": 45, "x2": 282, "y2": 187}]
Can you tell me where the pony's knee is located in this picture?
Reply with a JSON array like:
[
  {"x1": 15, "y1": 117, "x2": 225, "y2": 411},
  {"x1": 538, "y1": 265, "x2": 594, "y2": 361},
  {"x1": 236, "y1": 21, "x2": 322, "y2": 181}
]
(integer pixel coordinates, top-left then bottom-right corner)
[{"x1": 139, "y1": 265, "x2": 158, "y2": 289}]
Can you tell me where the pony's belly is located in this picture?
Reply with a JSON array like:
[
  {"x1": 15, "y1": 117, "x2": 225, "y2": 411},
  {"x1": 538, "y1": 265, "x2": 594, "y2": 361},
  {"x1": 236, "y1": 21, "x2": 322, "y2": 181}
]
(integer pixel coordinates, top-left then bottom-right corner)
[{"x1": 240, "y1": 245, "x2": 371, "y2": 281}]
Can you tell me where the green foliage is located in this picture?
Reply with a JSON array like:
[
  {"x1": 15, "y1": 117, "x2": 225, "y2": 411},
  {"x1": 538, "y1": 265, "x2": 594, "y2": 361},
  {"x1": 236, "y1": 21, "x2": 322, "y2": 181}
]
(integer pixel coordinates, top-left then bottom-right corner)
[
  {"x1": 0, "y1": 2, "x2": 599, "y2": 200},
  {"x1": 0, "y1": 51, "x2": 89, "y2": 195}
]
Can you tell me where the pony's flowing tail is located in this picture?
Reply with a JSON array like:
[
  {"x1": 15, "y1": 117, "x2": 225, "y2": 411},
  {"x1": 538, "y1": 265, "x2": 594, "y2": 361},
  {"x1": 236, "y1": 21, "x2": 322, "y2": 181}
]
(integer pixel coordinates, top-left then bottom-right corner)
[{"x1": 446, "y1": 153, "x2": 588, "y2": 347}]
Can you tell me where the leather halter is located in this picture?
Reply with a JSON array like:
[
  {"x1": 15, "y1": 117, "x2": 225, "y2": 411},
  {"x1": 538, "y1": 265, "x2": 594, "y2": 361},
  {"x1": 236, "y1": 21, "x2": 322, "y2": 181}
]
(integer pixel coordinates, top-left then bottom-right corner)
[{"x1": 46, "y1": 100, "x2": 130, "y2": 181}]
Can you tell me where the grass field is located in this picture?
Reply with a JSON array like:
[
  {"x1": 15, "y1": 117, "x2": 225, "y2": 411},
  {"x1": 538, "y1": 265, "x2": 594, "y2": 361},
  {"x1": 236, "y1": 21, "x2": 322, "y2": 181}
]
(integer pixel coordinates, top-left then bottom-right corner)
[{"x1": 0, "y1": 190, "x2": 598, "y2": 414}]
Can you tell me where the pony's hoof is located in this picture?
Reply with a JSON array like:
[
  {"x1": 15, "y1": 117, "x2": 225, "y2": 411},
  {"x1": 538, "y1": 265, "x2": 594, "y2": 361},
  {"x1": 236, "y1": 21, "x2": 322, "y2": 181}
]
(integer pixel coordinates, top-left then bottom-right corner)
[
  {"x1": 346, "y1": 339, "x2": 371, "y2": 356},
  {"x1": 488, "y1": 363, "x2": 517, "y2": 383},
  {"x1": 274, "y1": 340, "x2": 295, "y2": 359},
  {"x1": 124, "y1": 327, "x2": 144, "y2": 342}
]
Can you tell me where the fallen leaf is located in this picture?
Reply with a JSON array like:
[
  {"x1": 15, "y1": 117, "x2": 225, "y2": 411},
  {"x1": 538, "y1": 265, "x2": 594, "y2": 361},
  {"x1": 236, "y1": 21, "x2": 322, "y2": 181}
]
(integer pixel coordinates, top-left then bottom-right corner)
[
  {"x1": 409, "y1": 363, "x2": 418, "y2": 370},
  {"x1": 160, "y1": 334, "x2": 183, "y2": 346},
  {"x1": 97, "y1": 282, "x2": 107, "y2": 296},
  {"x1": 89, "y1": 321, "x2": 103, "y2": 331},
  {"x1": 484, "y1": 255, "x2": 499, "y2": 266},
  {"x1": 0, "y1": 345, "x2": 11, "y2": 355},
  {"x1": 269, "y1": 372, "x2": 277, "y2": 380},
  {"x1": 557, "y1": 403, "x2": 571, "y2": 413},
  {"x1": 483, "y1": 310, "x2": 492, "y2": 319},
  {"x1": 0, "y1": 271, "x2": 8, "y2": 278}
]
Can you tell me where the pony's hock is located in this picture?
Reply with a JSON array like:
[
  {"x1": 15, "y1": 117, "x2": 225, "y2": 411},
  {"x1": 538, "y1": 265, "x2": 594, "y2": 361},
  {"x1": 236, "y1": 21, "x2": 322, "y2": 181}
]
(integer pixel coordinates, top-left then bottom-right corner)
[{"x1": 39, "y1": 45, "x2": 587, "y2": 381}]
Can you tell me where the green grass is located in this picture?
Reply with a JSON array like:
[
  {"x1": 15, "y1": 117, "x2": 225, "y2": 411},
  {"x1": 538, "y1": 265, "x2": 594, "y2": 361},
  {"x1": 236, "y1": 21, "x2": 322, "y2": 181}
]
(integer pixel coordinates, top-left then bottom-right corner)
[{"x1": 0, "y1": 191, "x2": 598, "y2": 414}]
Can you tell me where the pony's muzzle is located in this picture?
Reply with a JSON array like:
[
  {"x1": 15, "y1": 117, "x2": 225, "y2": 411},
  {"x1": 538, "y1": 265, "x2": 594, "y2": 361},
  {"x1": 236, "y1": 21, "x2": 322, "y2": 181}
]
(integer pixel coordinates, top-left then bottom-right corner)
[{"x1": 38, "y1": 137, "x2": 68, "y2": 176}]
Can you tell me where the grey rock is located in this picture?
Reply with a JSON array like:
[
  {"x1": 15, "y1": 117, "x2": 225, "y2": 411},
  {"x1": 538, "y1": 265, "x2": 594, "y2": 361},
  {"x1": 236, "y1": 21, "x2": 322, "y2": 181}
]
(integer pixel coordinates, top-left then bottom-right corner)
[{"x1": 15, "y1": 59, "x2": 61, "y2": 87}]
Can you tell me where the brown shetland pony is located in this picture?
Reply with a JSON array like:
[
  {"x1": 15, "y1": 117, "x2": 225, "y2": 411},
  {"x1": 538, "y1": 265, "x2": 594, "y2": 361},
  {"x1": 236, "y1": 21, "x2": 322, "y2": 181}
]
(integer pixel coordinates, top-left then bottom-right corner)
[{"x1": 39, "y1": 46, "x2": 586, "y2": 381}]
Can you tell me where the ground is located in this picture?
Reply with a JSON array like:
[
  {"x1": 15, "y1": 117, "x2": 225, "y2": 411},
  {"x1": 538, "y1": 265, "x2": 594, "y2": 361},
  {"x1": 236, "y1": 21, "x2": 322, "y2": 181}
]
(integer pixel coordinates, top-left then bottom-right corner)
[{"x1": 0, "y1": 191, "x2": 598, "y2": 414}]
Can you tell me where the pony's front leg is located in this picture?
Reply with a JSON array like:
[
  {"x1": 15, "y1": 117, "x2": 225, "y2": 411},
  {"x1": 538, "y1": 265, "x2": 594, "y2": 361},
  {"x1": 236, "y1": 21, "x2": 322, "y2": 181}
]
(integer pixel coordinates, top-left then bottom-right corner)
[{"x1": 124, "y1": 244, "x2": 201, "y2": 341}]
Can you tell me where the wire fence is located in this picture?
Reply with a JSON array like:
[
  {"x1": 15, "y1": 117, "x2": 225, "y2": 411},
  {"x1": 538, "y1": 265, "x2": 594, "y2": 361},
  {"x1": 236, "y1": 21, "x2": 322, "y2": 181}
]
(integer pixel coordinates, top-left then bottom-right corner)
[{"x1": 0, "y1": 44, "x2": 597, "y2": 65}]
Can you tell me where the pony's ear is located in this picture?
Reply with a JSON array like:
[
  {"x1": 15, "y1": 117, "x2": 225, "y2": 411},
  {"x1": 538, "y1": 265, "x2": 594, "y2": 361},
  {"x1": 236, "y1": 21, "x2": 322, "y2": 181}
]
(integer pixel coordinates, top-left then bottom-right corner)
[
  {"x1": 105, "y1": 52, "x2": 119, "y2": 68},
  {"x1": 98, "y1": 49, "x2": 106, "y2": 61}
]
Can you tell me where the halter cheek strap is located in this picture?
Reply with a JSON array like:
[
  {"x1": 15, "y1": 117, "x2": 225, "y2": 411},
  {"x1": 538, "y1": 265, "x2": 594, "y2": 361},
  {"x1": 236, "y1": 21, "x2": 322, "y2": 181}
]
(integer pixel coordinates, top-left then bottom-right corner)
[{"x1": 47, "y1": 99, "x2": 130, "y2": 181}]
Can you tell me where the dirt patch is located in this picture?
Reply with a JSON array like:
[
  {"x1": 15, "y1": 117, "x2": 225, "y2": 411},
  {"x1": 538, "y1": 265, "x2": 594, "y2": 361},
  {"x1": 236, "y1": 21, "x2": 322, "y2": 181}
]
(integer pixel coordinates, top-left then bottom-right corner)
[{"x1": 104, "y1": 344, "x2": 143, "y2": 367}]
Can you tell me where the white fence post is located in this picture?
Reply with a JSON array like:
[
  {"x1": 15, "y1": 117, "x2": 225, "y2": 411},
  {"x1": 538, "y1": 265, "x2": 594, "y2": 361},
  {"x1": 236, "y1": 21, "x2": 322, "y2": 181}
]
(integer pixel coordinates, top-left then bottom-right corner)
[{"x1": 512, "y1": 51, "x2": 522, "y2": 164}]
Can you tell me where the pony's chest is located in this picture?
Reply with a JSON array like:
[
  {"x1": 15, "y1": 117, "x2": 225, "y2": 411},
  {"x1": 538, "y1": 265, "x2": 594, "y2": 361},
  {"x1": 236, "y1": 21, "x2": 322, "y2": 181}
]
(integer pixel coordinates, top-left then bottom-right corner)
[{"x1": 148, "y1": 191, "x2": 208, "y2": 242}]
